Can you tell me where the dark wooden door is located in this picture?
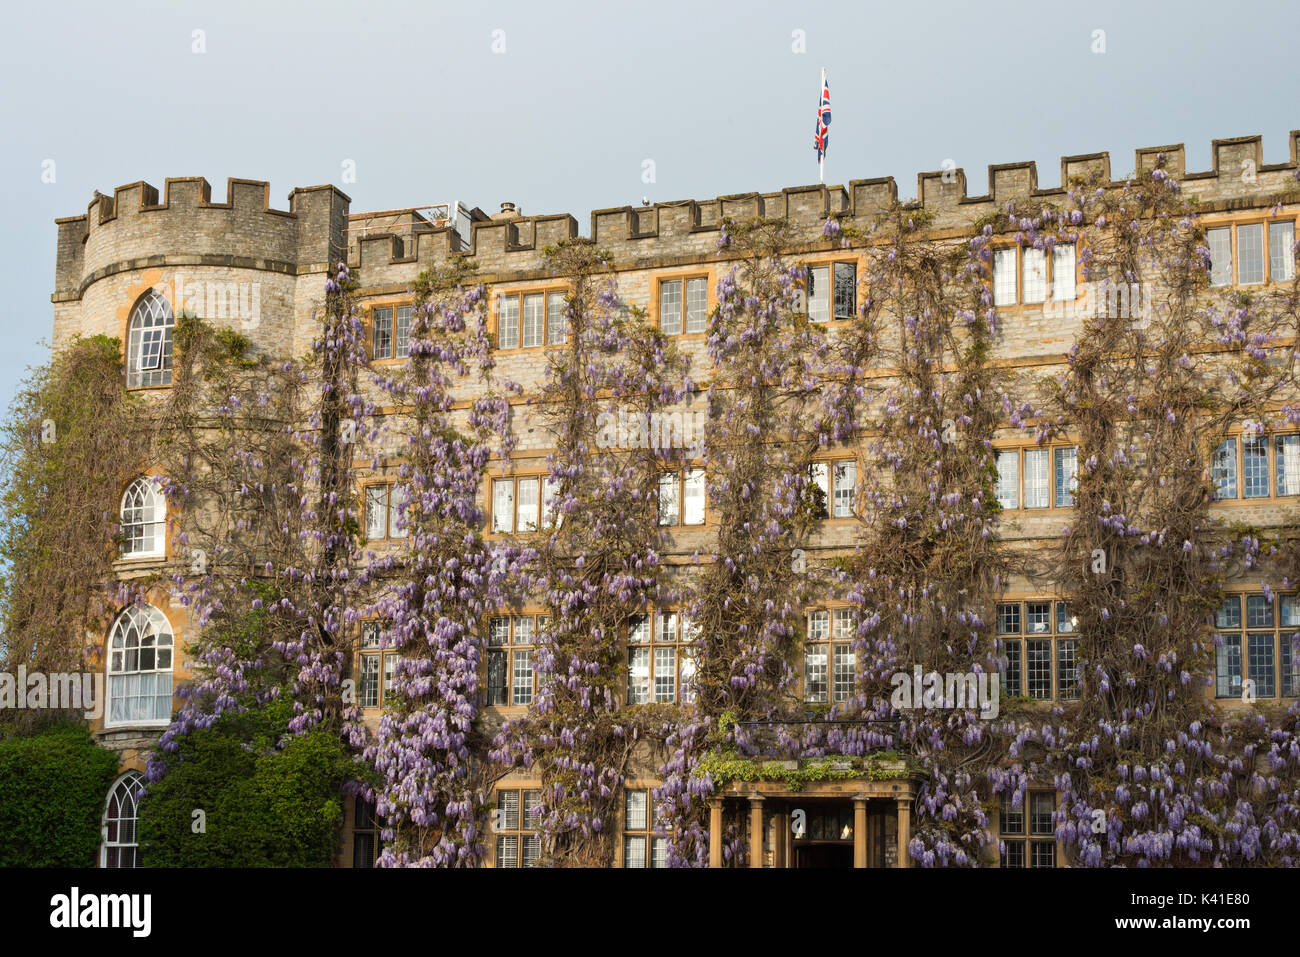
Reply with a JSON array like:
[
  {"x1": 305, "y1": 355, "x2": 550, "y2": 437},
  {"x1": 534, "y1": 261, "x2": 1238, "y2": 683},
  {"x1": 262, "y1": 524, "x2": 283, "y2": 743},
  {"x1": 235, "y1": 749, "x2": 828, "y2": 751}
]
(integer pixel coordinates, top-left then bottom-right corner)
[{"x1": 795, "y1": 844, "x2": 854, "y2": 868}]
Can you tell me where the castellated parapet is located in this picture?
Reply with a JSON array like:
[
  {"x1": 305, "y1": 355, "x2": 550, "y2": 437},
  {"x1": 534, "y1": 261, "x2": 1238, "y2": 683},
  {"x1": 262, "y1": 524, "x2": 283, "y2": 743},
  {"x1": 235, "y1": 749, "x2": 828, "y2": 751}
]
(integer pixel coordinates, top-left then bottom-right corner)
[
  {"x1": 53, "y1": 130, "x2": 1300, "y2": 350},
  {"x1": 343, "y1": 130, "x2": 1300, "y2": 283},
  {"x1": 52, "y1": 177, "x2": 350, "y2": 358}
]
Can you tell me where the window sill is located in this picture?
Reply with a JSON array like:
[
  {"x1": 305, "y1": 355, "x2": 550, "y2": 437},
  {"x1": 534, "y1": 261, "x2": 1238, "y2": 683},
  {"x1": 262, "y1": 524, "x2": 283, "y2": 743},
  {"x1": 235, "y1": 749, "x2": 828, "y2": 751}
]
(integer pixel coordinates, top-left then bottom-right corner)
[
  {"x1": 624, "y1": 700, "x2": 693, "y2": 707},
  {"x1": 102, "y1": 719, "x2": 172, "y2": 731},
  {"x1": 1210, "y1": 279, "x2": 1297, "y2": 290},
  {"x1": 1000, "y1": 697, "x2": 1078, "y2": 707},
  {"x1": 494, "y1": 344, "x2": 566, "y2": 354},
  {"x1": 1210, "y1": 497, "x2": 1298, "y2": 506},
  {"x1": 115, "y1": 553, "x2": 166, "y2": 565}
]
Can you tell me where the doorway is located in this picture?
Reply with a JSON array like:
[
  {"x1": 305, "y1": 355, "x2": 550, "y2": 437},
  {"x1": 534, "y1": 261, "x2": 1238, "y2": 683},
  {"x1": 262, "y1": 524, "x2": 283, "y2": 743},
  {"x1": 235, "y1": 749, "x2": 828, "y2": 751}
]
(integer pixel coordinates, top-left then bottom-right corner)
[
  {"x1": 771, "y1": 797, "x2": 898, "y2": 868},
  {"x1": 794, "y1": 843, "x2": 853, "y2": 868},
  {"x1": 789, "y1": 800, "x2": 854, "y2": 869}
]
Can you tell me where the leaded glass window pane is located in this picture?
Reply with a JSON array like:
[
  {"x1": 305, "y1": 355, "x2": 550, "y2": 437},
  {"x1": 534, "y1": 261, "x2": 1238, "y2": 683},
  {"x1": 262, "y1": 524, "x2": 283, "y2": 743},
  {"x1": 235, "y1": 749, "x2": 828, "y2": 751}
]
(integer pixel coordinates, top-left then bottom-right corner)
[
  {"x1": 1269, "y1": 220, "x2": 1295, "y2": 282},
  {"x1": 1052, "y1": 243, "x2": 1076, "y2": 301},
  {"x1": 1024, "y1": 449, "x2": 1049, "y2": 508},
  {"x1": 373, "y1": 306, "x2": 393, "y2": 359},
  {"x1": 1208, "y1": 227, "x2": 1232, "y2": 287},
  {"x1": 498, "y1": 296, "x2": 519, "y2": 349},
  {"x1": 1238, "y1": 224, "x2": 1264, "y2": 285},
  {"x1": 1248, "y1": 632, "x2": 1275, "y2": 698},
  {"x1": 807, "y1": 266, "x2": 830, "y2": 322},
  {"x1": 685, "y1": 278, "x2": 708, "y2": 333},
  {"x1": 993, "y1": 248, "x2": 1017, "y2": 305},
  {"x1": 1022, "y1": 248, "x2": 1047, "y2": 303},
  {"x1": 833, "y1": 262, "x2": 856, "y2": 319},
  {"x1": 659, "y1": 280, "x2": 682, "y2": 335},
  {"x1": 1054, "y1": 447, "x2": 1078, "y2": 507},
  {"x1": 1243, "y1": 435, "x2": 1268, "y2": 498},
  {"x1": 1212, "y1": 438, "x2": 1238, "y2": 499},
  {"x1": 995, "y1": 450, "x2": 1019, "y2": 509}
]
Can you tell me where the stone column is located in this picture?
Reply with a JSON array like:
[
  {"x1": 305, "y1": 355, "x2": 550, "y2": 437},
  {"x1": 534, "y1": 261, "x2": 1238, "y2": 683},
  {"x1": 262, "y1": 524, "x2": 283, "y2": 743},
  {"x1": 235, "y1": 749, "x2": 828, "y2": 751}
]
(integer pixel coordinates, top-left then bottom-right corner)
[
  {"x1": 708, "y1": 799, "x2": 723, "y2": 868},
  {"x1": 853, "y1": 796, "x2": 868, "y2": 868},
  {"x1": 896, "y1": 796, "x2": 912, "y2": 869},
  {"x1": 749, "y1": 795, "x2": 765, "y2": 868}
]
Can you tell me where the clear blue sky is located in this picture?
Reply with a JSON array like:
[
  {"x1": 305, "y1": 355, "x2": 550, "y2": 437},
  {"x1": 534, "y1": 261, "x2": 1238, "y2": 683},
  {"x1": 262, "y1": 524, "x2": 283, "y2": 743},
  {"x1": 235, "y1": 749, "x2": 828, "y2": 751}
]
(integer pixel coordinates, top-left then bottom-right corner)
[{"x1": 1, "y1": 0, "x2": 1296, "y2": 410}]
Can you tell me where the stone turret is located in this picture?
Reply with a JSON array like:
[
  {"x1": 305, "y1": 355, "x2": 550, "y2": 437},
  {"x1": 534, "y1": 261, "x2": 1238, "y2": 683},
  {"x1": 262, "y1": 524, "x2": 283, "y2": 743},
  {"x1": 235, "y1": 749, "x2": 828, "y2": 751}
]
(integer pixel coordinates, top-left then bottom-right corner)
[{"x1": 53, "y1": 177, "x2": 350, "y2": 358}]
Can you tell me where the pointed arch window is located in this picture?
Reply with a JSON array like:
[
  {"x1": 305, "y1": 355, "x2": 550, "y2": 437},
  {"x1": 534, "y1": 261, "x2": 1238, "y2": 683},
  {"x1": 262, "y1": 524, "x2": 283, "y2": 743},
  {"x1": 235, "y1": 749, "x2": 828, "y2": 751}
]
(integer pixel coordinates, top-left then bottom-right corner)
[
  {"x1": 107, "y1": 605, "x2": 174, "y2": 725},
  {"x1": 127, "y1": 291, "x2": 174, "y2": 387},
  {"x1": 101, "y1": 771, "x2": 144, "y2": 868},
  {"x1": 121, "y1": 477, "x2": 166, "y2": 557}
]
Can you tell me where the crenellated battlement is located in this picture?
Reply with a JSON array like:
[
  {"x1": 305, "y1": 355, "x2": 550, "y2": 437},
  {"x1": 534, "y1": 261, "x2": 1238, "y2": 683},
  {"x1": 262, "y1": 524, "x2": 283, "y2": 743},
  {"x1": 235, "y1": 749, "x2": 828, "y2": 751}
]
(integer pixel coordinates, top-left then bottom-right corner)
[
  {"x1": 54, "y1": 177, "x2": 350, "y2": 302},
  {"x1": 52, "y1": 177, "x2": 351, "y2": 363},
  {"x1": 339, "y1": 128, "x2": 1300, "y2": 278},
  {"x1": 876, "y1": 132, "x2": 1300, "y2": 230},
  {"x1": 83, "y1": 177, "x2": 294, "y2": 228},
  {"x1": 53, "y1": 129, "x2": 1300, "y2": 297}
]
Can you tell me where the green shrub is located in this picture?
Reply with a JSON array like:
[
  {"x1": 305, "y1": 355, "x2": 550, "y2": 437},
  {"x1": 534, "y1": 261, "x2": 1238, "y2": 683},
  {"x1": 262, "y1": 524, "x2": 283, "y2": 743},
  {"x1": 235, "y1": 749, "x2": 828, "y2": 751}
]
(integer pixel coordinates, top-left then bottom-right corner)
[
  {"x1": 0, "y1": 722, "x2": 120, "y2": 867},
  {"x1": 138, "y1": 699, "x2": 358, "y2": 867}
]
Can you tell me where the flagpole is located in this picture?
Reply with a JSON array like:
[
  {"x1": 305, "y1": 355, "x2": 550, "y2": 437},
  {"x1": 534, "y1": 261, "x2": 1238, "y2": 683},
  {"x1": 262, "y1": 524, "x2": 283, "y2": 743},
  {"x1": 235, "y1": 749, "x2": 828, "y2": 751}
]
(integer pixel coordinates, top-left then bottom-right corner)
[{"x1": 819, "y1": 68, "x2": 826, "y2": 184}]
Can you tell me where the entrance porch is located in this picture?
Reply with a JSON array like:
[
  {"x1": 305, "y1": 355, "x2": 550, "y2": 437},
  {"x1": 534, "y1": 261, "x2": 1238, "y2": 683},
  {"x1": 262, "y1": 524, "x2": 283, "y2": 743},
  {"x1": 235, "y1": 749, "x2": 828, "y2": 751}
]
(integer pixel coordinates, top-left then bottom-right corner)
[{"x1": 708, "y1": 778, "x2": 915, "y2": 868}]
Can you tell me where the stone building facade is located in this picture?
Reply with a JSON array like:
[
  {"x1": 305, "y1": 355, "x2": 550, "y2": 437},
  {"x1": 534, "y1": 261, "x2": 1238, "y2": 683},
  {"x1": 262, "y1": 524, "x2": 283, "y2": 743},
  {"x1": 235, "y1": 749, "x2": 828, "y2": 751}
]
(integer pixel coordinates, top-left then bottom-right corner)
[{"x1": 52, "y1": 129, "x2": 1300, "y2": 868}]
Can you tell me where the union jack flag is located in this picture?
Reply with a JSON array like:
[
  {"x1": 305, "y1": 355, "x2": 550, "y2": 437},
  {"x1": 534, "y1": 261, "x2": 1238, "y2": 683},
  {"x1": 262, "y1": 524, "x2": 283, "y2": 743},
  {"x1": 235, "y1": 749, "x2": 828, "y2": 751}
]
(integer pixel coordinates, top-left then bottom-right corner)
[{"x1": 814, "y1": 70, "x2": 831, "y2": 160}]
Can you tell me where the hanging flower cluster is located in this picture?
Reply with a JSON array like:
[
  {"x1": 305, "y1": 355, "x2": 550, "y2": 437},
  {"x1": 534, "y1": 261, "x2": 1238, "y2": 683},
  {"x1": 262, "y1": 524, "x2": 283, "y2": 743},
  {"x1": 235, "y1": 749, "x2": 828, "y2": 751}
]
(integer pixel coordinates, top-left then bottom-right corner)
[
  {"x1": 356, "y1": 262, "x2": 517, "y2": 866},
  {"x1": 799, "y1": 206, "x2": 1010, "y2": 866},
  {"x1": 657, "y1": 219, "x2": 845, "y2": 866},
  {"x1": 149, "y1": 264, "x2": 369, "y2": 777},
  {"x1": 491, "y1": 240, "x2": 693, "y2": 866},
  {"x1": 1012, "y1": 160, "x2": 1300, "y2": 866}
]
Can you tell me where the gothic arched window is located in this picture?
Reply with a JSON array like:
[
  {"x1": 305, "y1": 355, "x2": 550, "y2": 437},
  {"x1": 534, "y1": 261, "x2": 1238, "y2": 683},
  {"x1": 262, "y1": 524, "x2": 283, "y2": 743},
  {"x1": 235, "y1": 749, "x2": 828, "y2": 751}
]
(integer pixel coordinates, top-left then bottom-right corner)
[
  {"x1": 120, "y1": 477, "x2": 165, "y2": 557},
  {"x1": 107, "y1": 605, "x2": 174, "y2": 725},
  {"x1": 127, "y1": 290, "x2": 174, "y2": 387},
  {"x1": 101, "y1": 771, "x2": 144, "y2": 868}
]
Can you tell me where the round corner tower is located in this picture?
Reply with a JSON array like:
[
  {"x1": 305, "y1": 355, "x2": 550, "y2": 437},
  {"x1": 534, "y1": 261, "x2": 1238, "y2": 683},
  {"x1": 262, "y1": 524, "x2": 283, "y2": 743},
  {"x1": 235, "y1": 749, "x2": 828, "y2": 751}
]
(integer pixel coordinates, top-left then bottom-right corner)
[{"x1": 52, "y1": 176, "x2": 351, "y2": 368}]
